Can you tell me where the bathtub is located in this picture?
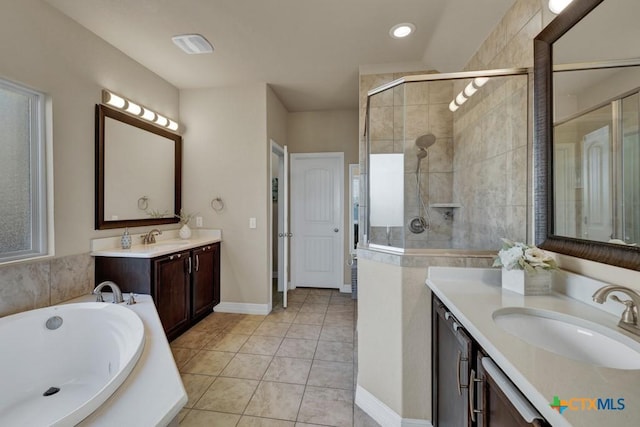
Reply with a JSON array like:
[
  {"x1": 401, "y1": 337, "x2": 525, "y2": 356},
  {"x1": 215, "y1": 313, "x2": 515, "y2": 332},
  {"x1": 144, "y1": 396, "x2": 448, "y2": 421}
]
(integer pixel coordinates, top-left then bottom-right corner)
[{"x1": 0, "y1": 302, "x2": 145, "y2": 426}]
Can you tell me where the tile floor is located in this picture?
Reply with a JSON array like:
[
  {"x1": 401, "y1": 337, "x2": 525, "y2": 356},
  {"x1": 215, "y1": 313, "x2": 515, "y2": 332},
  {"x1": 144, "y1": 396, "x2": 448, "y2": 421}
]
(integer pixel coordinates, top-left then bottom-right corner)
[{"x1": 171, "y1": 288, "x2": 380, "y2": 427}]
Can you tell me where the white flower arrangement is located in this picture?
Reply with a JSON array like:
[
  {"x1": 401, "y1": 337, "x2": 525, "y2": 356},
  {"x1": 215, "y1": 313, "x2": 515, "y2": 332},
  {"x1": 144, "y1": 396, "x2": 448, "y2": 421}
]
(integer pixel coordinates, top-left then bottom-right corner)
[
  {"x1": 175, "y1": 209, "x2": 197, "y2": 225},
  {"x1": 492, "y1": 238, "x2": 557, "y2": 274}
]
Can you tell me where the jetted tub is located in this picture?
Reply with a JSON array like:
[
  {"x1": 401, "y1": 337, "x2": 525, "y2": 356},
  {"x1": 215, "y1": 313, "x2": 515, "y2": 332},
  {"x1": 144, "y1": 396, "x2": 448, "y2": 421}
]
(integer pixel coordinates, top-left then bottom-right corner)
[{"x1": 0, "y1": 302, "x2": 145, "y2": 426}]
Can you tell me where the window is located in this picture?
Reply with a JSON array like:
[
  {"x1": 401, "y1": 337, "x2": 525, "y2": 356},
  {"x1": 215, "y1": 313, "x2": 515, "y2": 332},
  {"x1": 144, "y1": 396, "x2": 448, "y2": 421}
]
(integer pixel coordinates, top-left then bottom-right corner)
[{"x1": 0, "y1": 79, "x2": 49, "y2": 263}]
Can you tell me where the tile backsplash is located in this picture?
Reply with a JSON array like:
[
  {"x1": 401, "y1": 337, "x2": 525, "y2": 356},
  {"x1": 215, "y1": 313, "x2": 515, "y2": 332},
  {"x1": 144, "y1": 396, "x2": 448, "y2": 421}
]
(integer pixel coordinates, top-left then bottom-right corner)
[{"x1": 0, "y1": 253, "x2": 94, "y2": 317}]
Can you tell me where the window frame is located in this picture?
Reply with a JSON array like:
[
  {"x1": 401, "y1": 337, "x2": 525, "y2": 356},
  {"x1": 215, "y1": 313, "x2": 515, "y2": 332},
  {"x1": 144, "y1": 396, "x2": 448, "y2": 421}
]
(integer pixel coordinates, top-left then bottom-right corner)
[{"x1": 0, "y1": 78, "x2": 50, "y2": 264}]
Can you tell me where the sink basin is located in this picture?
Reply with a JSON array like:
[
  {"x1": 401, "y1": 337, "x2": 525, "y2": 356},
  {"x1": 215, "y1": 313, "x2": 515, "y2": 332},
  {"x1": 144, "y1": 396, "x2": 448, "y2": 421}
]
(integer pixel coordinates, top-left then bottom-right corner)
[{"x1": 493, "y1": 307, "x2": 640, "y2": 369}]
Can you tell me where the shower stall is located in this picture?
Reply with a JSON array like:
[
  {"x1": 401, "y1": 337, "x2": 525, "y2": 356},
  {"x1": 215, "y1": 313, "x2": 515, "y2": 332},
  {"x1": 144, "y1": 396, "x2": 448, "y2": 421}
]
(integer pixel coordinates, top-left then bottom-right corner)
[{"x1": 363, "y1": 69, "x2": 531, "y2": 251}]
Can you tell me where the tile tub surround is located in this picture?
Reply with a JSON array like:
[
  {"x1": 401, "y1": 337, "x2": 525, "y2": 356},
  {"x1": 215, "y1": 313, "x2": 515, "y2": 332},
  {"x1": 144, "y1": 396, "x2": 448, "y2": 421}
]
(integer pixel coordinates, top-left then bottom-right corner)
[
  {"x1": 426, "y1": 267, "x2": 640, "y2": 427},
  {"x1": 0, "y1": 252, "x2": 94, "y2": 318},
  {"x1": 172, "y1": 288, "x2": 380, "y2": 427}
]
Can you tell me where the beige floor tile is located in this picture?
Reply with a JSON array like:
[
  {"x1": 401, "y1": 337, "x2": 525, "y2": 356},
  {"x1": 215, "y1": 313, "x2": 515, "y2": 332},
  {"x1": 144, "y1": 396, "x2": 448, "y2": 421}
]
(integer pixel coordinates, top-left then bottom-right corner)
[
  {"x1": 239, "y1": 335, "x2": 283, "y2": 355},
  {"x1": 194, "y1": 377, "x2": 259, "y2": 414},
  {"x1": 182, "y1": 350, "x2": 234, "y2": 376},
  {"x1": 276, "y1": 338, "x2": 317, "y2": 359},
  {"x1": 308, "y1": 289, "x2": 333, "y2": 296},
  {"x1": 323, "y1": 312, "x2": 354, "y2": 327},
  {"x1": 314, "y1": 341, "x2": 354, "y2": 363},
  {"x1": 297, "y1": 386, "x2": 353, "y2": 427},
  {"x1": 286, "y1": 324, "x2": 322, "y2": 340},
  {"x1": 306, "y1": 294, "x2": 331, "y2": 304},
  {"x1": 228, "y1": 320, "x2": 263, "y2": 335},
  {"x1": 177, "y1": 408, "x2": 190, "y2": 423},
  {"x1": 326, "y1": 304, "x2": 355, "y2": 313},
  {"x1": 220, "y1": 353, "x2": 272, "y2": 379},
  {"x1": 253, "y1": 321, "x2": 291, "y2": 337},
  {"x1": 244, "y1": 381, "x2": 305, "y2": 421},
  {"x1": 205, "y1": 333, "x2": 251, "y2": 352},
  {"x1": 245, "y1": 314, "x2": 268, "y2": 321},
  {"x1": 307, "y1": 360, "x2": 354, "y2": 390},
  {"x1": 294, "y1": 423, "x2": 325, "y2": 427},
  {"x1": 238, "y1": 416, "x2": 295, "y2": 427},
  {"x1": 329, "y1": 295, "x2": 354, "y2": 305},
  {"x1": 171, "y1": 329, "x2": 219, "y2": 350},
  {"x1": 293, "y1": 312, "x2": 325, "y2": 326},
  {"x1": 179, "y1": 409, "x2": 241, "y2": 426},
  {"x1": 180, "y1": 373, "x2": 216, "y2": 408},
  {"x1": 265, "y1": 309, "x2": 299, "y2": 323},
  {"x1": 263, "y1": 357, "x2": 312, "y2": 384},
  {"x1": 319, "y1": 326, "x2": 354, "y2": 343},
  {"x1": 172, "y1": 347, "x2": 199, "y2": 371},
  {"x1": 298, "y1": 303, "x2": 328, "y2": 314},
  {"x1": 287, "y1": 293, "x2": 308, "y2": 303}
]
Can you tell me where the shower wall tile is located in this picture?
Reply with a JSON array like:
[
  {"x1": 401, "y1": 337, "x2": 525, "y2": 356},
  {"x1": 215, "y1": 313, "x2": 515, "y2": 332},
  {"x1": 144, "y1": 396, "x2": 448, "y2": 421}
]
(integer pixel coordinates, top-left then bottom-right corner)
[
  {"x1": 405, "y1": 82, "x2": 430, "y2": 106},
  {"x1": 429, "y1": 81, "x2": 454, "y2": 104},
  {"x1": 50, "y1": 253, "x2": 94, "y2": 305},
  {"x1": 428, "y1": 173, "x2": 453, "y2": 204},
  {"x1": 393, "y1": 106, "x2": 405, "y2": 142},
  {"x1": 369, "y1": 107, "x2": 394, "y2": 140},
  {"x1": 428, "y1": 138, "x2": 454, "y2": 173},
  {"x1": 360, "y1": 73, "x2": 394, "y2": 108},
  {"x1": 0, "y1": 253, "x2": 95, "y2": 317},
  {"x1": 370, "y1": 139, "x2": 394, "y2": 154},
  {"x1": 0, "y1": 260, "x2": 50, "y2": 317},
  {"x1": 404, "y1": 105, "x2": 430, "y2": 140},
  {"x1": 428, "y1": 104, "x2": 453, "y2": 139}
]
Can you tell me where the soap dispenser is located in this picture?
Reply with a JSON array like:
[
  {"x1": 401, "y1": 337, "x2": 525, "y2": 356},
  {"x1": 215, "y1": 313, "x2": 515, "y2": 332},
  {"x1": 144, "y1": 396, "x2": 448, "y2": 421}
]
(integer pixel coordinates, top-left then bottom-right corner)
[{"x1": 121, "y1": 228, "x2": 132, "y2": 249}]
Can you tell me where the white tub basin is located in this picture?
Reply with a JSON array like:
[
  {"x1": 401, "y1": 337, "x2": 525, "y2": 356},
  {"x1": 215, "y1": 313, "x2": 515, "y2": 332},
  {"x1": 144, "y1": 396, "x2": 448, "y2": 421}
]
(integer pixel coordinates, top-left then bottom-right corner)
[
  {"x1": 493, "y1": 307, "x2": 640, "y2": 369},
  {"x1": 0, "y1": 303, "x2": 145, "y2": 426}
]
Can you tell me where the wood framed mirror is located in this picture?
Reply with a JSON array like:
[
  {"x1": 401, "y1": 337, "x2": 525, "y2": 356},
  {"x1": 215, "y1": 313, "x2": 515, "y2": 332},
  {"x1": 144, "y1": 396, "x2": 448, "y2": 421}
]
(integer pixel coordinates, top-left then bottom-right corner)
[
  {"x1": 534, "y1": 0, "x2": 640, "y2": 270},
  {"x1": 95, "y1": 104, "x2": 182, "y2": 230}
]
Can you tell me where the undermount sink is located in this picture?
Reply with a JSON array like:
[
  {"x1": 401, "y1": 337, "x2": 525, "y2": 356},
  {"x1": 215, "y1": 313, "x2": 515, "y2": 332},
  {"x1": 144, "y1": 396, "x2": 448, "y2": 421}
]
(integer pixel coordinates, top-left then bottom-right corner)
[
  {"x1": 493, "y1": 307, "x2": 640, "y2": 369},
  {"x1": 153, "y1": 240, "x2": 192, "y2": 246}
]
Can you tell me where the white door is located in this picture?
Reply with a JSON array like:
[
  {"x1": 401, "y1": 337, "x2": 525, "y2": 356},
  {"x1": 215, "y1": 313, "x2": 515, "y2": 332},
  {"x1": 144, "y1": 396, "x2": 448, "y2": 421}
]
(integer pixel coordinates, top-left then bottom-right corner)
[
  {"x1": 291, "y1": 153, "x2": 344, "y2": 289},
  {"x1": 582, "y1": 126, "x2": 612, "y2": 242},
  {"x1": 554, "y1": 142, "x2": 577, "y2": 237}
]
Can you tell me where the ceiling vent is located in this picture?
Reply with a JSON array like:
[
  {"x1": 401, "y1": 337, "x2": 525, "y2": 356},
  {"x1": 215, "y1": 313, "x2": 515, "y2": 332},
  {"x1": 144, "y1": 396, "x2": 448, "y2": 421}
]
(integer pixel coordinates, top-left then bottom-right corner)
[{"x1": 171, "y1": 34, "x2": 214, "y2": 54}]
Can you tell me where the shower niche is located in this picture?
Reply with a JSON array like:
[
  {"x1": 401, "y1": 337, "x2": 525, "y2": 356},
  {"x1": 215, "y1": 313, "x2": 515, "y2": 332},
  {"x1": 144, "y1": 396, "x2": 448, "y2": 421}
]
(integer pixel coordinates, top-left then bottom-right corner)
[{"x1": 365, "y1": 71, "x2": 530, "y2": 251}]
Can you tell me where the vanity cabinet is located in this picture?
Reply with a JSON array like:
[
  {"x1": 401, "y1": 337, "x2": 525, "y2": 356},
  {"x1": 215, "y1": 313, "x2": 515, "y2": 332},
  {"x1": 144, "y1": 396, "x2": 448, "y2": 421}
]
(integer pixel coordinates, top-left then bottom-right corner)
[
  {"x1": 95, "y1": 242, "x2": 221, "y2": 341},
  {"x1": 432, "y1": 296, "x2": 549, "y2": 427}
]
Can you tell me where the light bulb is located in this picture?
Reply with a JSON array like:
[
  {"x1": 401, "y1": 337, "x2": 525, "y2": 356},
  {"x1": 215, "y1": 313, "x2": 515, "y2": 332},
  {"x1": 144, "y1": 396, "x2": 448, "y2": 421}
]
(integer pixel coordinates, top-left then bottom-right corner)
[
  {"x1": 449, "y1": 101, "x2": 459, "y2": 112},
  {"x1": 389, "y1": 23, "x2": 415, "y2": 39},
  {"x1": 455, "y1": 92, "x2": 467, "y2": 106},
  {"x1": 125, "y1": 101, "x2": 142, "y2": 115},
  {"x1": 463, "y1": 82, "x2": 478, "y2": 97},
  {"x1": 474, "y1": 77, "x2": 489, "y2": 87},
  {"x1": 548, "y1": 0, "x2": 574, "y2": 14},
  {"x1": 141, "y1": 108, "x2": 155, "y2": 121},
  {"x1": 168, "y1": 120, "x2": 179, "y2": 131},
  {"x1": 105, "y1": 92, "x2": 126, "y2": 109},
  {"x1": 155, "y1": 115, "x2": 168, "y2": 127}
]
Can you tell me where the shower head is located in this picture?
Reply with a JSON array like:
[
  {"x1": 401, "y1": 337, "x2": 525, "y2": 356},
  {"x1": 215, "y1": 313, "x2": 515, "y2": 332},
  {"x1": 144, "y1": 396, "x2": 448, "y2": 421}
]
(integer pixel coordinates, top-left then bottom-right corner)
[
  {"x1": 415, "y1": 133, "x2": 436, "y2": 150},
  {"x1": 416, "y1": 149, "x2": 428, "y2": 160}
]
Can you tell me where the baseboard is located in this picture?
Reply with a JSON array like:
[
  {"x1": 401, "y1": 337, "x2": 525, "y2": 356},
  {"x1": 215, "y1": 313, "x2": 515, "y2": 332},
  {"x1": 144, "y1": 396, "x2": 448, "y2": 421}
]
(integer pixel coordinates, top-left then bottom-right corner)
[
  {"x1": 214, "y1": 302, "x2": 270, "y2": 315},
  {"x1": 355, "y1": 385, "x2": 432, "y2": 427},
  {"x1": 341, "y1": 283, "x2": 352, "y2": 293}
]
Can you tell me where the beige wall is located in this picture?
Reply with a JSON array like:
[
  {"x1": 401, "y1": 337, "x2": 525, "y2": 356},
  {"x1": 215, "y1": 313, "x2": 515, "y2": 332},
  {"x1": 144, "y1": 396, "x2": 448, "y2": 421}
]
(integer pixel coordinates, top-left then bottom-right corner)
[
  {"x1": 0, "y1": 0, "x2": 178, "y2": 316},
  {"x1": 180, "y1": 84, "x2": 270, "y2": 306},
  {"x1": 287, "y1": 110, "x2": 359, "y2": 285}
]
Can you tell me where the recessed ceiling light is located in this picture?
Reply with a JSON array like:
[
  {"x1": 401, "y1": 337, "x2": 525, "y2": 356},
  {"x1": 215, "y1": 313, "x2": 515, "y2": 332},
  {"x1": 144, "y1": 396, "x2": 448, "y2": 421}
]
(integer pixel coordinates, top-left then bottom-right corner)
[
  {"x1": 171, "y1": 34, "x2": 214, "y2": 54},
  {"x1": 548, "y1": 0, "x2": 574, "y2": 14},
  {"x1": 389, "y1": 23, "x2": 415, "y2": 39}
]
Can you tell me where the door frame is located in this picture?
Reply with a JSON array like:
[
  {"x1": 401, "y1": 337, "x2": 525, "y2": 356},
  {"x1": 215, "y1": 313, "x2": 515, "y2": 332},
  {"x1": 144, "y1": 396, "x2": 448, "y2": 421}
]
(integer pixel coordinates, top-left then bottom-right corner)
[
  {"x1": 270, "y1": 140, "x2": 287, "y2": 309},
  {"x1": 290, "y1": 152, "x2": 344, "y2": 289}
]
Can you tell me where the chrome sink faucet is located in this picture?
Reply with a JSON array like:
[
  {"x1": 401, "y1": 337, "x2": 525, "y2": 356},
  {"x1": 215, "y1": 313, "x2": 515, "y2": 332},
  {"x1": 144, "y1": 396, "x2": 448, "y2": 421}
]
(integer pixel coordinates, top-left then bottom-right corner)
[
  {"x1": 141, "y1": 228, "x2": 162, "y2": 244},
  {"x1": 93, "y1": 280, "x2": 124, "y2": 304},
  {"x1": 592, "y1": 285, "x2": 640, "y2": 336}
]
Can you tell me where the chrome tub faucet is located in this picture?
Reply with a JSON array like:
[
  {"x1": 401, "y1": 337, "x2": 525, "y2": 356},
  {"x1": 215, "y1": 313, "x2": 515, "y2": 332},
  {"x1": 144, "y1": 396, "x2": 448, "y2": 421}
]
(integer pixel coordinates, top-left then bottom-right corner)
[
  {"x1": 93, "y1": 281, "x2": 124, "y2": 304},
  {"x1": 592, "y1": 285, "x2": 640, "y2": 336}
]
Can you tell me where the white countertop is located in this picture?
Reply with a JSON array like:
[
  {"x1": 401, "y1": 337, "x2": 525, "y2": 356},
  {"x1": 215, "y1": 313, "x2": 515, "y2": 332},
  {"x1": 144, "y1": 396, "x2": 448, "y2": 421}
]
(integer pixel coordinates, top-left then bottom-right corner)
[
  {"x1": 63, "y1": 294, "x2": 187, "y2": 426},
  {"x1": 426, "y1": 267, "x2": 640, "y2": 427},
  {"x1": 91, "y1": 228, "x2": 221, "y2": 258}
]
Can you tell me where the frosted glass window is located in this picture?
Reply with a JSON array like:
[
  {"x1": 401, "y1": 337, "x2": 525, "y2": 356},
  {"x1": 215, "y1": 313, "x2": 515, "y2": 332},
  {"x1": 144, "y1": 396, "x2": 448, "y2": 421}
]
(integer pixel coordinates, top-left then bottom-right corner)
[{"x1": 0, "y1": 79, "x2": 48, "y2": 263}]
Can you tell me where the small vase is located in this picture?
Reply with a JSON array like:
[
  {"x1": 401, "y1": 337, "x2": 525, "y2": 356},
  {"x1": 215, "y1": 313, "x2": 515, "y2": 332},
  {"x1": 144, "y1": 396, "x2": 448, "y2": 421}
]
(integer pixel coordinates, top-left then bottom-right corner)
[
  {"x1": 179, "y1": 223, "x2": 192, "y2": 239},
  {"x1": 501, "y1": 268, "x2": 552, "y2": 295}
]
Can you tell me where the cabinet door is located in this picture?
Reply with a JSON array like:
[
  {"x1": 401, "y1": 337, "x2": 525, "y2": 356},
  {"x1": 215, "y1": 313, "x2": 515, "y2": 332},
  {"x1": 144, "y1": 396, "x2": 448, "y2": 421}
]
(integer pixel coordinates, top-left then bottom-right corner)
[
  {"x1": 192, "y1": 245, "x2": 216, "y2": 320},
  {"x1": 154, "y1": 251, "x2": 190, "y2": 339},
  {"x1": 433, "y1": 297, "x2": 472, "y2": 427},
  {"x1": 476, "y1": 354, "x2": 549, "y2": 427}
]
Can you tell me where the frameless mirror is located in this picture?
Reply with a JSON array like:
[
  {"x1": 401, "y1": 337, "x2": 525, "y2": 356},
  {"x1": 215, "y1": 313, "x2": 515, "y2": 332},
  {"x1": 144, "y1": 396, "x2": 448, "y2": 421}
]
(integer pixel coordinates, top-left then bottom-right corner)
[
  {"x1": 534, "y1": 0, "x2": 640, "y2": 269},
  {"x1": 95, "y1": 104, "x2": 181, "y2": 230}
]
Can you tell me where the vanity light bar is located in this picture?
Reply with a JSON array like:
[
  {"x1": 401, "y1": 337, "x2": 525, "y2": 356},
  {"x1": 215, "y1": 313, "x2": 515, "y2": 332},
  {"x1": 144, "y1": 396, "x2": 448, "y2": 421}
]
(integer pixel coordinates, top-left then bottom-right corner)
[
  {"x1": 448, "y1": 77, "x2": 490, "y2": 112},
  {"x1": 102, "y1": 89, "x2": 180, "y2": 133}
]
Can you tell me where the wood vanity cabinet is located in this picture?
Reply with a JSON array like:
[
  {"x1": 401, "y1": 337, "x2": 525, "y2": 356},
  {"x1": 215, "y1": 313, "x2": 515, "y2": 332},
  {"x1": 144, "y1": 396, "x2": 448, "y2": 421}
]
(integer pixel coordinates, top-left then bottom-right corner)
[
  {"x1": 95, "y1": 242, "x2": 221, "y2": 341},
  {"x1": 432, "y1": 296, "x2": 550, "y2": 427}
]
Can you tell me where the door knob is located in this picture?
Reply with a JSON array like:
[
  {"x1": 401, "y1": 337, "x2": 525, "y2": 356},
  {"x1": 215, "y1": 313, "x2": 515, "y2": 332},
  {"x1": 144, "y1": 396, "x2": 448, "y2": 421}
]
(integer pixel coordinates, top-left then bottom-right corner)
[{"x1": 334, "y1": 228, "x2": 339, "y2": 232}]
